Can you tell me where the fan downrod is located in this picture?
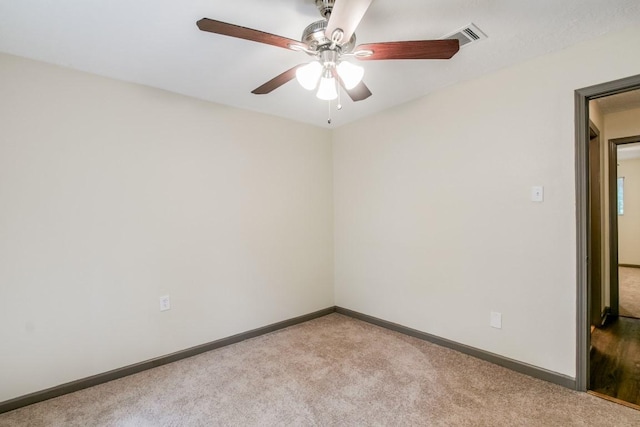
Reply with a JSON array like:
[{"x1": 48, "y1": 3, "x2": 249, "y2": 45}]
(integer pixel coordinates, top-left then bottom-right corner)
[{"x1": 315, "y1": 0, "x2": 336, "y2": 18}]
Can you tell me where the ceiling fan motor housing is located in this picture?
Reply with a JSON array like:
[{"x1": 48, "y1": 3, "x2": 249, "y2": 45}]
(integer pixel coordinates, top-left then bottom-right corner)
[{"x1": 301, "y1": 19, "x2": 356, "y2": 53}]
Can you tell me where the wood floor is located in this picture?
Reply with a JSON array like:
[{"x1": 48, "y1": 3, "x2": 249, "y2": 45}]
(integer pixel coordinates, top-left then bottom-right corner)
[{"x1": 590, "y1": 316, "x2": 640, "y2": 406}]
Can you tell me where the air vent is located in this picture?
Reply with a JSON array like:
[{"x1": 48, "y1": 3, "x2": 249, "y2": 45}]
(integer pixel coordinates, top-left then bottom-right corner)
[{"x1": 442, "y1": 23, "x2": 487, "y2": 48}]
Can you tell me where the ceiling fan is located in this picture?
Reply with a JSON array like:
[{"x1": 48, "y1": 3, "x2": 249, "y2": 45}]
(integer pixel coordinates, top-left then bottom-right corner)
[{"x1": 197, "y1": 0, "x2": 459, "y2": 105}]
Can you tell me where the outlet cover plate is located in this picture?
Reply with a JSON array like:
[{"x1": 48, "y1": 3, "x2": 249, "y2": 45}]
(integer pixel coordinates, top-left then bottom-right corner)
[
  {"x1": 531, "y1": 186, "x2": 544, "y2": 202},
  {"x1": 490, "y1": 311, "x2": 502, "y2": 329},
  {"x1": 159, "y1": 295, "x2": 171, "y2": 311}
]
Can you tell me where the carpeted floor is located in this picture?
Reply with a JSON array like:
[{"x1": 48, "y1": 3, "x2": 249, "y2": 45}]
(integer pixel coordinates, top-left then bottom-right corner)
[
  {"x1": 1, "y1": 313, "x2": 639, "y2": 426},
  {"x1": 620, "y1": 267, "x2": 640, "y2": 318}
]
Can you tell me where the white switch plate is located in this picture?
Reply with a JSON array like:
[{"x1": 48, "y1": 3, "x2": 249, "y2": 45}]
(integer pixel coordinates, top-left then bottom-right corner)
[
  {"x1": 531, "y1": 186, "x2": 544, "y2": 202},
  {"x1": 490, "y1": 311, "x2": 502, "y2": 329},
  {"x1": 159, "y1": 295, "x2": 171, "y2": 311}
]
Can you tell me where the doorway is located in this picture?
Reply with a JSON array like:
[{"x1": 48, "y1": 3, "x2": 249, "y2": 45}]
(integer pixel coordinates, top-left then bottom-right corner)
[
  {"x1": 610, "y1": 139, "x2": 640, "y2": 320},
  {"x1": 589, "y1": 134, "x2": 640, "y2": 407},
  {"x1": 575, "y1": 74, "x2": 640, "y2": 395}
]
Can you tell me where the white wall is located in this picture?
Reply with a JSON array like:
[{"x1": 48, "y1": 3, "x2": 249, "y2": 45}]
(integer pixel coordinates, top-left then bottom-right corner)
[
  {"x1": 618, "y1": 157, "x2": 640, "y2": 265},
  {"x1": 0, "y1": 53, "x2": 334, "y2": 402},
  {"x1": 590, "y1": 101, "x2": 604, "y2": 135},
  {"x1": 604, "y1": 107, "x2": 640, "y2": 142},
  {"x1": 333, "y1": 25, "x2": 640, "y2": 377}
]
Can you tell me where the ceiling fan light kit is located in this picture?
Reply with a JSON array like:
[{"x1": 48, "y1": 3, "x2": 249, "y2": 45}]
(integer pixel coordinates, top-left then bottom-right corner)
[
  {"x1": 295, "y1": 47, "x2": 365, "y2": 100},
  {"x1": 336, "y1": 61, "x2": 364, "y2": 90},
  {"x1": 317, "y1": 72, "x2": 339, "y2": 101},
  {"x1": 296, "y1": 61, "x2": 323, "y2": 90},
  {"x1": 197, "y1": 0, "x2": 462, "y2": 121}
]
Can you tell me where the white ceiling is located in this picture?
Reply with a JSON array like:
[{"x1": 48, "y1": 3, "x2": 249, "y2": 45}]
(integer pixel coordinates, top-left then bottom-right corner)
[
  {"x1": 1, "y1": 0, "x2": 640, "y2": 128},
  {"x1": 595, "y1": 89, "x2": 640, "y2": 115}
]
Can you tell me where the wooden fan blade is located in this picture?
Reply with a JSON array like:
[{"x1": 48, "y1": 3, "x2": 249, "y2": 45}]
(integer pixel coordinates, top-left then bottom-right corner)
[
  {"x1": 331, "y1": 68, "x2": 372, "y2": 102},
  {"x1": 342, "y1": 80, "x2": 372, "y2": 102},
  {"x1": 325, "y1": 0, "x2": 373, "y2": 44},
  {"x1": 354, "y1": 40, "x2": 460, "y2": 60},
  {"x1": 197, "y1": 18, "x2": 306, "y2": 51},
  {"x1": 252, "y1": 64, "x2": 305, "y2": 95}
]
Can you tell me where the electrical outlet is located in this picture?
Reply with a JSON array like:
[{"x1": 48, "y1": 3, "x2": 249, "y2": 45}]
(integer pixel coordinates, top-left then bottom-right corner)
[
  {"x1": 490, "y1": 311, "x2": 502, "y2": 329},
  {"x1": 531, "y1": 186, "x2": 544, "y2": 202},
  {"x1": 159, "y1": 295, "x2": 171, "y2": 312}
]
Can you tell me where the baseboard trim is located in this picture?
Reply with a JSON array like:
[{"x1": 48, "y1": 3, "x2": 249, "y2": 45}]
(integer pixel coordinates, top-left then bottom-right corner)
[
  {"x1": 588, "y1": 391, "x2": 640, "y2": 411},
  {"x1": 619, "y1": 264, "x2": 640, "y2": 269},
  {"x1": 335, "y1": 306, "x2": 576, "y2": 390},
  {"x1": 2, "y1": 305, "x2": 579, "y2": 414},
  {"x1": 0, "y1": 306, "x2": 336, "y2": 415}
]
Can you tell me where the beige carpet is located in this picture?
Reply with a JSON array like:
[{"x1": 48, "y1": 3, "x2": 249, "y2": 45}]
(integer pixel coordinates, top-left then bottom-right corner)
[
  {"x1": 620, "y1": 267, "x2": 640, "y2": 318},
  {"x1": 1, "y1": 313, "x2": 639, "y2": 426}
]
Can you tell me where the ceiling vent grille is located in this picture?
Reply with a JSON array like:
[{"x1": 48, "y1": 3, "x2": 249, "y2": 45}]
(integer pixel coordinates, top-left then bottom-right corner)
[{"x1": 442, "y1": 23, "x2": 487, "y2": 48}]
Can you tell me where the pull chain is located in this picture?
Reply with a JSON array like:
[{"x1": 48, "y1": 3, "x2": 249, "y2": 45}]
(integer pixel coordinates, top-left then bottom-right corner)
[{"x1": 327, "y1": 99, "x2": 332, "y2": 124}]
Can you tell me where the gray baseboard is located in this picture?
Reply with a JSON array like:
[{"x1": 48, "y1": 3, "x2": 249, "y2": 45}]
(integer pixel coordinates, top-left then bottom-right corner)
[
  {"x1": 0, "y1": 306, "x2": 336, "y2": 415},
  {"x1": 335, "y1": 306, "x2": 576, "y2": 390},
  {"x1": 2, "y1": 304, "x2": 577, "y2": 414}
]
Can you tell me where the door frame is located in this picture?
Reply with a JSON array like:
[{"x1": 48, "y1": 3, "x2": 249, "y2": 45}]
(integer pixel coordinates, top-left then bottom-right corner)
[
  {"x1": 575, "y1": 74, "x2": 640, "y2": 392},
  {"x1": 609, "y1": 135, "x2": 640, "y2": 319},
  {"x1": 588, "y1": 121, "x2": 603, "y2": 327}
]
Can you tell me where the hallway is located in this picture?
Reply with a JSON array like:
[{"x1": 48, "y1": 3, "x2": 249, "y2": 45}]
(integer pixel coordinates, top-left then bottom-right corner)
[{"x1": 620, "y1": 267, "x2": 640, "y2": 319}]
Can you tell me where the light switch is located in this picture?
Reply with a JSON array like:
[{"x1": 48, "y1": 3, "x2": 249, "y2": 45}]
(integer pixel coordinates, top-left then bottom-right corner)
[{"x1": 531, "y1": 186, "x2": 544, "y2": 202}]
